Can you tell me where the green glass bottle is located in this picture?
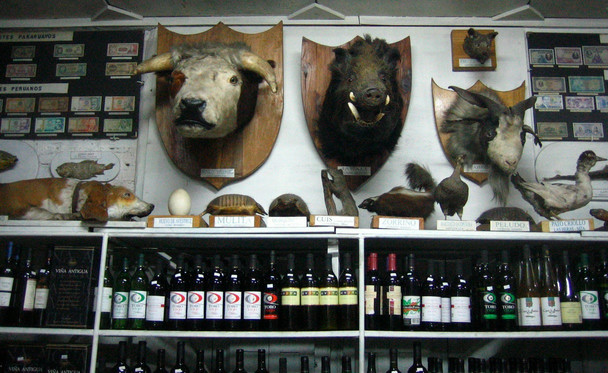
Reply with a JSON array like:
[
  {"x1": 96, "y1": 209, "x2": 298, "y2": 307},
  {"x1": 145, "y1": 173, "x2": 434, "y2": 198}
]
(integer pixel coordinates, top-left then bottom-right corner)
[
  {"x1": 112, "y1": 257, "x2": 130, "y2": 330},
  {"x1": 577, "y1": 253, "x2": 601, "y2": 329},
  {"x1": 99, "y1": 255, "x2": 114, "y2": 329},
  {"x1": 129, "y1": 253, "x2": 149, "y2": 329}
]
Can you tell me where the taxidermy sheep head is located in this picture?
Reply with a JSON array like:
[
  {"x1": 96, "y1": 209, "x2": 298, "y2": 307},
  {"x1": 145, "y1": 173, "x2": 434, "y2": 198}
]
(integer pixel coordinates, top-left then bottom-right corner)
[
  {"x1": 440, "y1": 86, "x2": 540, "y2": 205},
  {"x1": 463, "y1": 28, "x2": 498, "y2": 65},
  {"x1": 134, "y1": 42, "x2": 277, "y2": 139},
  {"x1": 317, "y1": 35, "x2": 404, "y2": 164}
]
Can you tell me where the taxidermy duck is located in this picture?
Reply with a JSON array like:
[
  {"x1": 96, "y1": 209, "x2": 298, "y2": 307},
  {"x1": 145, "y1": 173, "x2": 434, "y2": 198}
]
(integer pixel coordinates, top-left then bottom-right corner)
[
  {"x1": 433, "y1": 155, "x2": 469, "y2": 220},
  {"x1": 359, "y1": 163, "x2": 436, "y2": 219},
  {"x1": 511, "y1": 150, "x2": 607, "y2": 220}
]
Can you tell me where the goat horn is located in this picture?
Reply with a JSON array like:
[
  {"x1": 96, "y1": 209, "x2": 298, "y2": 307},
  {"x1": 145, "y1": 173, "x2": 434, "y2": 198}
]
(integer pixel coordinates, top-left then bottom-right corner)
[
  {"x1": 449, "y1": 86, "x2": 506, "y2": 118},
  {"x1": 240, "y1": 51, "x2": 278, "y2": 93},
  {"x1": 132, "y1": 52, "x2": 174, "y2": 75},
  {"x1": 511, "y1": 96, "x2": 537, "y2": 118}
]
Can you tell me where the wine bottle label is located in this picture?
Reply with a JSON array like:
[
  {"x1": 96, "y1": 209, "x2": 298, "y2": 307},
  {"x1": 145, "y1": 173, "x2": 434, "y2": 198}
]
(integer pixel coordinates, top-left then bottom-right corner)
[
  {"x1": 541, "y1": 296, "x2": 562, "y2": 326},
  {"x1": 281, "y1": 287, "x2": 300, "y2": 306},
  {"x1": 481, "y1": 290, "x2": 498, "y2": 319},
  {"x1": 101, "y1": 286, "x2": 113, "y2": 313},
  {"x1": 518, "y1": 297, "x2": 541, "y2": 326},
  {"x1": 244, "y1": 290, "x2": 262, "y2": 320},
  {"x1": 33, "y1": 288, "x2": 49, "y2": 310},
  {"x1": 339, "y1": 286, "x2": 358, "y2": 305},
  {"x1": 263, "y1": 291, "x2": 279, "y2": 319},
  {"x1": 169, "y1": 290, "x2": 187, "y2": 320},
  {"x1": 499, "y1": 291, "x2": 517, "y2": 320},
  {"x1": 580, "y1": 290, "x2": 601, "y2": 319},
  {"x1": 603, "y1": 291, "x2": 608, "y2": 319},
  {"x1": 187, "y1": 290, "x2": 205, "y2": 319},
  {"x1": 128, "y1": 290, "x2": 148, "y2": 319},
  {"x1": 206, "y1": 291, "x2": 224, "y2": 320},
  {"x1": 301, "y1": 287, "x2": 320, "y2": 306},
  {"x1": 146, "y1": 295, "x2": 166, "y2": 322},
  {"x1": 422, "y1": 295, "x2": 442, "y2": 322},
  {"x1": 560, "y1": 301, "x2": 582, "y2": 324},
  {"x1": 22, "y1": 278, "x2": 37, "y2": 311},
  {"x1": 402, "y1": 295, "x2": 421, "y2": 325},
  {"x1": 450, "y1": 296, "x2": 471, "y2": 323},
  {"x1": 112, "y1": 291, "x2": 129, "y2": 319},
  {"x1": 319, "y1": 287, "x2": 339, "y2": 305},
  {"x1": 364, "y1": 285, "x2": 377, "y2": 315},
  {"x1": 385, "y1": 285, "x2": 402, "y2": 316},
  {"x1": 225, "y1": 291, "x2": 243, "y2": 320},
  {"x1": 441, "y1": 297, "x2": 451, "y2": 323},
  {"x1": 0, "y1": 276, "x2": 13, "y2": 292}
]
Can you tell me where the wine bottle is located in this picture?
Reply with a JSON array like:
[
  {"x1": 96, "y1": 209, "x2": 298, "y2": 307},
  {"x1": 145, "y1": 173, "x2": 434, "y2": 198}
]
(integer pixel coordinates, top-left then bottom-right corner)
[
  {"x1": 301, "y1": 356, "x2": 310, "y2": 373},
  {"x1": 112, "y1": 341, "x2": 131, "y2": 373},
  {"x1": 225, "y1": 255, "x2": 243, "y2": 331},
  {"x1": 468, "y1": 358, "x2": 477, "y2": 373},
  {"x1": 421, "y1": 261, "x2": 441, "y2": 331},
  {"x1": 243, "y1": 254, "x2": 263, "y2": 331},
  {"x1": 196, "y1": 349, "x2": 209, "y2": 373},
  {"x1": 281, "y1": 253, "x2": 300, "y2": 331},
  {"x1": 0, "y1": 242, "x2": 17, "y2": 326},
  {"x1": 214, "y1": 349, "x2": 227, "y2": 373},
  {"x1": 365, "y1": 252, "x2": 381, "y2": 330},
  {"x1": 171, "y1": 341, "x2": 189, "y2": 373},
  {"x1": 147, "y1": 258, "x2": 168, "y2": 330},
  {"x1": 438, "y1": 261, "x2": 451, "y2": 330},
  {"x1": 473, "y1": 250, "x2": 497, "y2": 331},
  {"x1": 129, "y1": 253, "x2": 149, "y2": 330},
  {"x1": 402, "y1": 253, "x2": 421, "y2": 331},
  {"x1": 155, "y1": 349, "x2": 168, "y2": 373},
  {"x1": 517, "y1": 245, "x2": 542, "y2": 330},
  {"x1": 134, "y1": 341, "x2": 152, "y2": 373},
  {"x1": 598, "y1": 249, "x2": 608, "y2": 329},
  {"x1": 188, "y1": 254, "x2": 206, "y2": 331},
  {"x1": 262, "y1": 250, "x2": 281, "y2": 331},
  {"x1": 13, "y1": 247, "x2": 36, "y2": 326},
  {"x1": 300, "y1": 253, "x2": 320, "y2": 331},
  {"x1": 341, "y1": 356, "x2": 352, "y2": 373},
  {"x1": 112, "y1": 257, "x2": 130, "y2": 330},
  {"x1": 319, "y1": 253, "x2": 339, "y2": 330},
  {"x1": 254, "y1": 349, "x2": 268, "y2": 373},
  {"x1": 33, "y1": 246, "x2": 52, "y2": 327},
  {"x1": 407, "y1": 342, "x2": 428, "y2": 373},
  {"x1": 382, "y1": 253, "x2": 402, "y2": 330},
  {"x1": 387, "y1": 349, "x2": 402, "y2": 373},
  {"x1": 279, "y1": 358, "x2": 287, "y2": 373},
  {"x1": 496, "y1": 250, "x2": 517, "y2": 331},
  {"x1": 540, "y1": 246, "x2": 562, "y2": 330},
  {"x1": 450, "y1": 260, "x2": 471, "y2": 331},
  {"x1": 233, "y1": 349, "x2": 247, "y2": 373},
  {"x1": 168, "y1": 255, "x2": 188, "y2": 331},
  {"x1": 560, "y1": 250, "x2": 582, "y2": 330},
  {"x1": 321, "y1": 356, "x2": 331, "y2": 373},
  {"x1": 338, "y1": 252, "x2": 358, "y2": 330},
  {"x1": 577, "y1": 253, "x2": 601, "y2": 329},
  {"x1": 427, "y1": 358, "x2": 442, "y2": 373},
  {"x1": 367, "y1": 353, "x2": 377, "y2": 373},
  {"x1": 206, "y1": 255, "x2": 225, "y2": 331}
]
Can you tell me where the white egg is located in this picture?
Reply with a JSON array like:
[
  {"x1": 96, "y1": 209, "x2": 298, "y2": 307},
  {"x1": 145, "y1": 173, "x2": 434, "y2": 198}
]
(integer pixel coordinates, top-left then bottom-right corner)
[{"x1": 168, "y1": 188, "x2": 192, "y2": 215}]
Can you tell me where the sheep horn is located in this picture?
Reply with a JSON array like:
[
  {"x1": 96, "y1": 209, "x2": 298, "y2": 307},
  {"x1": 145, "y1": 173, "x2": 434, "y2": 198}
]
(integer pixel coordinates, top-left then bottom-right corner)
[
  {"x1": 132, "y1": 52, "x2": 174, "y2": 75},
  {"x1": 449, "y1": 86, "x2": 506, "y2": 120},
  {"x1": 239, "y1": 51, "x2": 278, "y2": 93}
]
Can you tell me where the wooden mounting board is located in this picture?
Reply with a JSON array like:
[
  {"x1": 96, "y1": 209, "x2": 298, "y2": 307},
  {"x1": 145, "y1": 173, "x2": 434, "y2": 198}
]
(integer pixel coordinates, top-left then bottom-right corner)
[
  {"x1": 154, "y1": 23, "x2": 284, "y2": 189},
  {"x1": 451, "y1": 29, "x2": 497, "y2": 71},
  {"x1": 301, "y1": 36, "x2": 412, "y2": 191},
  {"x1": 432, "y1": 79, "x2": 526, "y2": 185}
]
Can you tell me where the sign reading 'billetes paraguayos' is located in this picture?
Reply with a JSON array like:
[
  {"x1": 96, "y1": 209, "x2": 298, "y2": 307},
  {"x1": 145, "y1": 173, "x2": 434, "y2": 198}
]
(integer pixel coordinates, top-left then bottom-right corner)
[{"x1": 0, "y1": 30, "x2": 144, "y2": 139}]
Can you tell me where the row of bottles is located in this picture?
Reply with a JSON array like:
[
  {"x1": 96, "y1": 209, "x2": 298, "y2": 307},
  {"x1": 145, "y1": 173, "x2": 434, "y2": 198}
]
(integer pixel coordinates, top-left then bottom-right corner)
[
  {"x1": 105, "y1": 251, "x2": 358, "y2": 331},
  {"x1": 365, "y1": 246, "x2": 608, "y2": 331},
  {"x1": 0, "y1": 242, "x2": 52, "y2": 327}
]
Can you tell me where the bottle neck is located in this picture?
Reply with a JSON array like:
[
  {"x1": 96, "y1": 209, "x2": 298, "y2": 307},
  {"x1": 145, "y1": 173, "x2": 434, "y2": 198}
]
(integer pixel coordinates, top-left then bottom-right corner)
[
  {"x1": 137, "y1": 342, "x2": 147, "y2": 365},
  {"x1": 389, "y1": 349, "x2": 399, "y2": 370},
  {"x1": 413, "y1": 343, "x2": 422, "y2": 365},
  {"x1": 157, "y1": 350, "x2": 166, "y2": 369},
  {"x1": 257, "y1": 350, "x2": 266, "y2": 369},
  {"x1": 387, "y1": 254, "x2": 397, "y2": 272},
  {"x1": 367, "y1": 353, "x2": 376, "y2": 373},
  {"x1": 176, "y1": 343, "x2": 185, "y2": 365},
  {"x1": 368, "y1": 253, "x2": 378, "y2": 271},
  {"x1": 118, "y1": 342, "x2": 128, "y2": 364}
]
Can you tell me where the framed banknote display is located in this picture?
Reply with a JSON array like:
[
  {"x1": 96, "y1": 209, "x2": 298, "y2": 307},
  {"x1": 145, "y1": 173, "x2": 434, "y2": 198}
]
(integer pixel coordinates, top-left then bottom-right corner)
[
  {"x1": 0, "y1": 30, "x2": 144, "y2": 139},
  {"x1": 528, "y1": 32, "x2": 608, "y2": 142}
]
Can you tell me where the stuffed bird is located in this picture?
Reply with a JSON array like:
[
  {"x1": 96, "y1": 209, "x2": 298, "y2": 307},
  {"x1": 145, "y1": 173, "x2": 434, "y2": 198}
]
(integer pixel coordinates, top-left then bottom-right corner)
[{"x1": 433, "y1": 155, "x2": 469, "y2": 220}]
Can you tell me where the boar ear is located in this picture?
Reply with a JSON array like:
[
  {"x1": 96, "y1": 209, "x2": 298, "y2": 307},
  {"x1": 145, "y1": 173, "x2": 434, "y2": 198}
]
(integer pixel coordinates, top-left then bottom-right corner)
[
  {"x1": 489, "y1": 31, "x2": 498, "y2": 40},
  {"x1": 384, "y1": 48, "x2": 401, "y2": 68},
  {"x1": 467, "y1": 28, "x2": 476, "y2": 37},
  {"x1": 333, "y1": 48, "x2": 349, "y2": 64}
]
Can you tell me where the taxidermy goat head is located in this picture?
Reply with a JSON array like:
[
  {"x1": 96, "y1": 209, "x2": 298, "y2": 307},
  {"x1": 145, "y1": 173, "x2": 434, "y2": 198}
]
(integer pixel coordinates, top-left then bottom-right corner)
[
  {"x1": 440, "y1": 86, "x2": 540, "y2": 205},
  {"x1": 133, "y1": 42, "x2": 277, "y2": 139},
  {"x1": 317, "y1": 35, "x2": 404, "y2": 163},
  {"x1": 463, "y1": 28, "x2": 498, "y2": 65}
]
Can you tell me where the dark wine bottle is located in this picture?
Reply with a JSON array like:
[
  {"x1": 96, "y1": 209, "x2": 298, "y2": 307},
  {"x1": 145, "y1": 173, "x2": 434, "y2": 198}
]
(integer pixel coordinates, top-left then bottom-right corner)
[
  {"x1": 450, "y1": 260, "x2": 471, "y2": 331},
  {"x1": 206, "y1": 255, "x2": 225, "y2": 331},
  {"x1": 438, "y1": 261, "x2": 451, "y2": 330},
  {"x1": 279, "y1": 358, "x2": 287, "y2": 373},
  {"x1": 225, "y1": 255, "x2": 243, "y2": 331},
  {"x1": 147, "y1": 258, "x2": 168, "y2": 330},
  {"x1": 382, "y1": 253, "x2": 402, "y2": 330},
  {"x1": 233, "y1": 349, "x2": 247, "y2": 373},
  {"x1": 338, "y1": 252, "x2": 358, "y2": 330},
  {"x1": 301, "y1": 253, "x2": 320, "y2": 331},
  {"x1": 155, "y1": 349, "x2": 168, "y2": 373},
  {"x1": 188, "y1": 254, "x2": 206, "y2": 331},
  {"x1": 319, "y1": 253, "x2": 339, "y2": 330},
  {"x1": 263, "y1": 250, "x2": 281, "y2": 331},
  {"x1": 598, "y1": 249, "x2": 608, "y2": 329},
  {"x1": 254, "y1": 349, "x2": 268, "y2": 373},
  {"x1": 196, "y1": 349, "x2": 209, "y2": 373},
  {"x1": 517, "y1": 245, "x2": 542, "y2": 330},
  {"x1": 33, "y1": 247, "x2": 52, "y2": 327},
  {"x1": 540, "y1": 246, "x2": 562, "y2": 330},
  {"x1": 321, "y1": 356, "x2": 331, "y2": 373},
  {"x1": 577, "y1": 253, "x2": 601, "y2": 329},
  {"x1": 421, "y1": 261, "x2": 441, "y2": 331},
  {"x1": 129, "y1": 253, "x2": 149, "y2": 330},
  {"x1": 243, "y1": 254, "x2": 263, "y2": 331},
  {"x1": 214, "y1": 349, "x2": 227, "y2": 373},
  {"x1": 168, "y1": 255, "x2": 188, "y2": 331},
  {"x1": 171, "y1": 341, "x2": 189, "y2": 373},
  {"x1": 473, "y1": 250, "x2": 497, "y2": 331},
  {"x1": 0, "y1": 242, "x2": 17, "y2": 326},
  {"x1": 407, "y1": 342, "x2": 428, "y2": 373},
  {"x1": 341, "y1": 356, "x2": 352, "y2": 373},
  {"x1": 13, "y1": 247, "x2": 36, "y2": 326},
  {"x1": 111, "y1": 341, "x2": 130, "y2": 373},
  {"x1": 367, "y1": 353, "x2": 377, "y2": 373},
  {"x1": 387, "y1": 349, "x2": 402, "y2": 373},
  {"x1": 112, "y1": 257, "x2": 130, "y2": 330},
  {"x1": 365, "y1": 252, "x2": 381, "y2": 330},
  {"x1": 281, "y1": 253, "x2": 300, "y2": 330},
  {"x1": 133, "y1": 341, "x2": 152, "y2": 373},
  {"x1": 496, "y1": 250, "x2": 517, "y2": 331},
  {"x1": 301, "y1": 356, "x2": 310, "y2": 373},
  {"x1": 402, "y1": 253, "x2": 421, "y2": 331}
]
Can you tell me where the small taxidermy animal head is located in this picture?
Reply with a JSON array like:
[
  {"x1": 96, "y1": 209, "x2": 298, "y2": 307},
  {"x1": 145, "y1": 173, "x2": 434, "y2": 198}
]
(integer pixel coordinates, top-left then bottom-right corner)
[{"x1": 463, "y1": 28, "x2": 498, "y2": 64}]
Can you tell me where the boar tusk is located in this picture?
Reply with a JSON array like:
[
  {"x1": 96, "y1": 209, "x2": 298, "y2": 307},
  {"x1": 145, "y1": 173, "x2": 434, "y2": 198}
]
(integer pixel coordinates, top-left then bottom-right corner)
[
  {"x1": 348, "y1": 102, "x2": 361, "y2": 121},
  {"x1": 349, "y1": 92, "x2": 356, "y2": 102},
  {"x1": 375, "y1": 113, "x2": 385, "y2": 122},
  {"x1": 385, "y1": 95, "x2": 390, "y2": 106}
]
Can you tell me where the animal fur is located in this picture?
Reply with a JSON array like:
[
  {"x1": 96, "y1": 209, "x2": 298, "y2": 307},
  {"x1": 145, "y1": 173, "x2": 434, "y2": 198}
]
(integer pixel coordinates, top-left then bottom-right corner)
[
  {"x1": 463, "y1": 28, "x2": 498, "y2": 64},
  {"x1": 322, "y1": 168, "x2": 359, "y2": 216}
]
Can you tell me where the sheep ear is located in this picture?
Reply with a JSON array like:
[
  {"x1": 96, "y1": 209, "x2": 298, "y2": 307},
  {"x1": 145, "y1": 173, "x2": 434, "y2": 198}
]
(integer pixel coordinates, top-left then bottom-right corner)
[
  {"x1": 449, "y1": 86, "x2": 506, "y2": 117},
  {"x1": 511, "y1": 96, "x2": 537, "y2": 118}
]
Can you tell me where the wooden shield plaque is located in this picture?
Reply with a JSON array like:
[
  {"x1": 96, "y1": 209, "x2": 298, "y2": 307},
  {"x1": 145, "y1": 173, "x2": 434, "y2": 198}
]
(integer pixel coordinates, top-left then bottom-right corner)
[
  {"x1": 432, "y1": 79, "x2": 526, "y2": 185},
  {"x1": 301, "y1": 36, "x2": 412, "y2": 191},
  {"x1": 154, "y1": 23, "x2": 283, "y2": 189}
]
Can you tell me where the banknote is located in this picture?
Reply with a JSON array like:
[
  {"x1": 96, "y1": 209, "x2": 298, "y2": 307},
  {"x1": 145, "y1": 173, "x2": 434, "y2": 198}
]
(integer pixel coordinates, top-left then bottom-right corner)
[
  {"x1": 105, "y1": 62, "x2": 136, "y2": 76},
  {"x1": 555, "y1": 47, "x2": 582, "y2": 65},
  {"x1": 565, "y1": 96, "x2": 595, "y2": 111},
  {"x1": 1, "y1": 118, "x2": 31, "y2": 133},
  {"x1": 535, "y1": 95, "x2": 563, "y2": 110},
  {"x1": 6, "y1": 97, "x2": 35, "y2": 113},
  {"x1": 104, "y1": 96, "x2": 135, "y2": 112},
  {"x1": 529, "y1": 49, "x2": 554, "y2": 65},
  {"x1": 537, "y1": 122, "x2": 568, "y2": 139},
  {"x1": 596, "y1": 96, "x2": 608, "y2": 110},
  {"x1": 53, "y1": 44, "x2": 85, "y2": 58},
  {"x1": 39, "y1": 97, "x2": 69, "y2": 112},
  {"x1": 583, "y1": 46, "x2": 608, "y2": 66},
  {"x1": 573, "y1": 122, "x2": 604, "y2": 139},
  {"x1": 104, "y1": 118, "x2": 133, "y2": 132},
  {"x1": 6, "y1": 64, "x2": 37, "y2": 78},
  {"x1": 107, "y1": 43, "x2": 139, "y2": 57},
  {"x1": 69, "y1": 117, "x2": 99, "y2": 133},
  {"x1": 56, "y1": 63, "x2": 87, "y2": 77},
  {"x1": 532, "y1": 77, "x2": 566, "y2": 93},
  {"x1": 71, "y1": 96, "x2": 102, "y2": 112},
  {"x1": 35, "y1": 117, "x2": 66, "y2": 133},
  {"x1": 568, "y1": 76, "x2": 605, "y2": 94},
  {"x1": 11, "y1": 46, "x2": 35, "y2": 59}
]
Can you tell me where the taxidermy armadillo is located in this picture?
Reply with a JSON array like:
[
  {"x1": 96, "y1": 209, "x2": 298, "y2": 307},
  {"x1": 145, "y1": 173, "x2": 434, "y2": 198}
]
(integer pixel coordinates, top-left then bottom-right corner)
[
  {"x1": 202, "y1": 194, "x2": 267, "y2": 216},
  {"x1": 476, "y1": 207, "x2": 536, "y2": 225},
  {"x1": 463, "y1": 28, "x2": 498, "y2": 64},
  {"x1": 0, "y1": 150, "x2": 18, "y2": 171},
  {"x1": 269, "y1": 193, "x2": 310, "y2": 217},
  {"x1": 56, "y1": 160, "x2": 114, "y2": 180}
]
